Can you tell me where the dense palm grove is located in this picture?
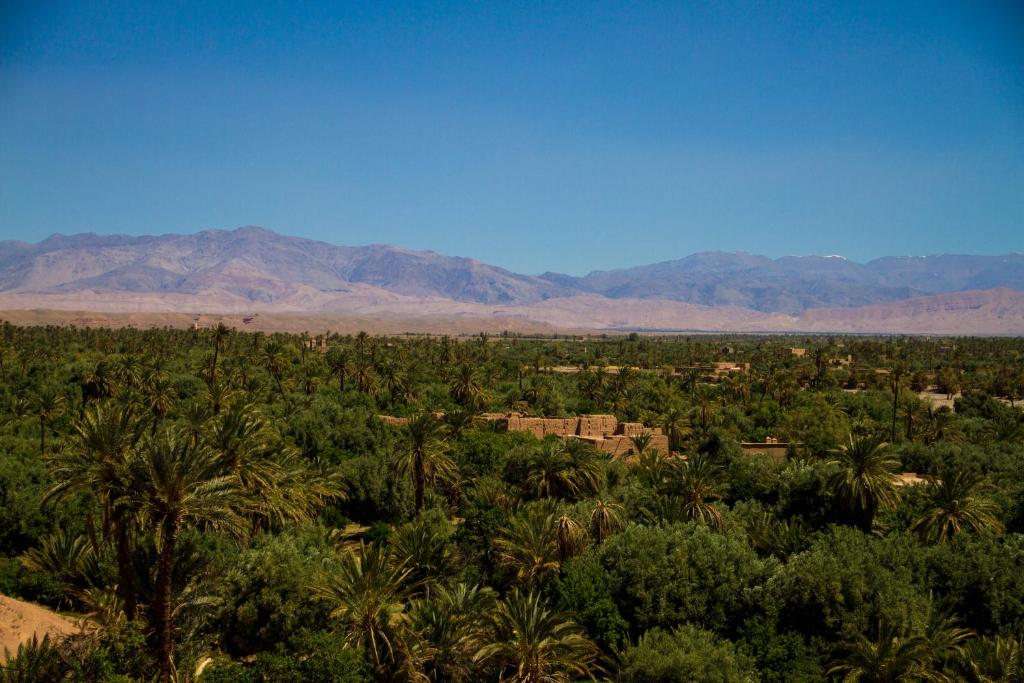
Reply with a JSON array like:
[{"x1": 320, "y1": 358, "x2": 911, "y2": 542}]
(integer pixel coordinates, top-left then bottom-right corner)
[{"x1": 1, "y1": 323, "x2": 1023, "y2": 682}]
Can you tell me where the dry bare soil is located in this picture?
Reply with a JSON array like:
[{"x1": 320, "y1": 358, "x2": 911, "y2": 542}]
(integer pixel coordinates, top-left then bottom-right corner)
[
  {"x1": 2, "y1": 287, "x2": 1023, "y2": 335},
  {"x1": 0, "y1": 594, "x2": 78, "y2": 661}
]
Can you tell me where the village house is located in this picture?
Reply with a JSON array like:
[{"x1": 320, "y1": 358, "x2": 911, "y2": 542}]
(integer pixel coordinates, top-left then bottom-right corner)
[{"x1": 739, "y1": 437, "x2": 791, "y2": 463}]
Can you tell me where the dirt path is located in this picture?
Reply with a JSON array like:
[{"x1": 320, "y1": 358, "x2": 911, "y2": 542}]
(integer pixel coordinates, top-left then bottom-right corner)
[{"x1": 0, "y1": 594, "x2": 78, "y2": 661}]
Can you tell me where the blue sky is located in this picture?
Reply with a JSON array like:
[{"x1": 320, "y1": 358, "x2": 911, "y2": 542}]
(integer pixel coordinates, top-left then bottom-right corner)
[{"x1": 1, "y1": 1, "x2": 1022, "y2": 275}]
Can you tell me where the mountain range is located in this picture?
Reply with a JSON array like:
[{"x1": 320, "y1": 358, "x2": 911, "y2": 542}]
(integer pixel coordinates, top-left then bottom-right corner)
[{"x1": 1, "y1": 226, "x2": 1022, "y2": 334}]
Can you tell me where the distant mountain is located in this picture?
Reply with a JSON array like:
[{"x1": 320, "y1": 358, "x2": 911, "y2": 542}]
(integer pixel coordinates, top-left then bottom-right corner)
[
  {"x1": 541, "y1": 252, "x2": 1024, "y2": 313},
  {"x1": 0, "y1": 227, "x2": 569, "y2": 305},
  {"x1": 0, "y1": 227, "x2": 1022, "y2": 333}
]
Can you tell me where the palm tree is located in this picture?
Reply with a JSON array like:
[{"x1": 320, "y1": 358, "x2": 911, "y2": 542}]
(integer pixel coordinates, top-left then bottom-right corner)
[
  {"x1": 113, "y1": 355, "x2": 142, "y2": 391},
  {"x1": 890, "y1": 362, "x2": 907, "y2": 443},
  {"x1": 451, "y1": 364, "x2": 486, "y2": 410},
  {"x1": 325, "y1": 347, "x2": 350, "y2": 392},
  {"x1": 589, "y1": 499, "x2": 625, "y2": 544},
  {"x1": 958, "y1": 635, "x2": 1023, "y2": 682},
  {"x1": 521, "y1": 441, "x2": 601, "y2": 501},
  {"x1": 398, "y1": 413, "x2": 458, "y2": 514},
  {"x1": 208, "y1": 322, "x2": 230, "y2": 386},
  {"x1": 830, "y1": 434, "x2": 901, "y2": 533},
  {"x1": 445, "y1": 409, "x2": 476, "y2": 437},
  {"x1": 31, "y1": 387, "x2": 65, "y2": 456},
  {"x1": 300, "y1": 362, "x2": 320, "y2": 396},
  {"x1": 391, "y1": 515, "x2": 457, "y2": 591},
  {"x1": 314, "y1": 542, "x2": 414, "y2": 670},
  {"x1": 353, "y1": 357, "x2": 376, "y2": 394},
  {"x1": 46, "y1": 403, "x2": 143, "y2": 620},
  {"x1": 923, "y1": 408, "x2": 964, "y2": 445},
  {"x1": 690, "y1": 386, "x2": 719, "y2": 438},
  {"x1": 129, "y1": 431, "x2": 246, "y2": 683},
  {"x1": 378, "y1": 362, "x2": 409, "y2": 405},
  {"x1": 629, "y1": 432, "x2": 653, "y2": 457},
  {"x1": 81, "y1": 360, "x2": 116, "y2": 406},
  {"x1": 208, "y1": 404, "x2": 342, "y2": 528},
  {"x1": 553, "y1": 513, "x2": 586, "y2": 563},
  {"x1": 661, "y1": 407, "x2": 691, "y2": 453},
  {"x1": 494, "y1": 508, "x2": 562, "y2": 586},
  {"x1": 20, "y1": 528, "x2": 98, "y2": 607},
  {"x1": 474, "y1": 590, "x2": 601, "y2": 683},
  {"x1": 911, "y1": 469, "x2": 1004, "y2": 543},
  {"x1": 0, "y1": 635, "x2": 70, "y2": 683},
  {"x1": 412, "y1": 583, "x2": 496, "y2": 683},
  {"x1": 922, "y1": 606, "x2": 975, "y2": 676},
  {"x1": 262, "y1": 341, "x2": 288, "y2": 394},
  {"x1": 669, "y1": 453, "x2": 728, "y2": 529},
  {"x1": 828, "y1": 622, "x2": 932, "y2": 682},
  {"x1": 143, "y1": 372, "x2": 177, "y2": 434}
]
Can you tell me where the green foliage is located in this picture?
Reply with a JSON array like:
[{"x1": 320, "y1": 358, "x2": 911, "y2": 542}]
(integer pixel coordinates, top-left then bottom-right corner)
[
  {"x1": 766, "y1": 527, "x2": 929, "y2": 641},
  {"x1": 617, "y1": 625, "x2": 760, "y2": 683},
  {"x1": 202, "y1": 630, "x2": 371, "y2": 683},
  {"x1": 212, "y1": 529, "x2": 336, "y2": 656},
  {"x1": 1, "y1": 327, "x2": 1023, "y2": 681},
  {"x1": 561, "y1": 523, "x2": 775, "y2": 637}
]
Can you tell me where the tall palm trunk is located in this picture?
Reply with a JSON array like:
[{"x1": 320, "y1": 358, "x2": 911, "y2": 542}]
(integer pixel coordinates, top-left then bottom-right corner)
[
  {"x1": 113, "y1": 511, "x2": 137, "y2": 621},
  {"x1": 859, "y1": 500, "x2": 876, "y2": 534},
  {"x1": 414, "y1": 454, "x2": 425, "y2": 513},
  {"x1": 153, "y1": 517, "x2": 179, "y2": 683},
  {"x1": 209, "y1": 343, "x2": 220, "y2": 386}
]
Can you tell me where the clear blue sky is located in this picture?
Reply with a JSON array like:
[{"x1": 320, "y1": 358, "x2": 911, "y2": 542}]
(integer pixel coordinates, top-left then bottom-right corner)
[{"x1": 1, "y1": 1, "x2": 1022, "y2": 275}]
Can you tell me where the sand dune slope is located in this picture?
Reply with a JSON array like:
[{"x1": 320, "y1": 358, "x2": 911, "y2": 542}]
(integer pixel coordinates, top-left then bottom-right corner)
[{"x1": 0, "y1": 594, "x2": 78, "y2": 661}]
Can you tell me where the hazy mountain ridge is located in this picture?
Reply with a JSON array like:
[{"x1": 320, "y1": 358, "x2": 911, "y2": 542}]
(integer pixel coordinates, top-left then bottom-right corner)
[
  {"x1": 0, "y1": 227, "x2": 570, "y2": 305},
  {"x1": 0, "y1": 228, "x2": 1022, "y2": 330},
  {"x1": 542, "y1": 251, "x2": 1024, "y2": 313}
]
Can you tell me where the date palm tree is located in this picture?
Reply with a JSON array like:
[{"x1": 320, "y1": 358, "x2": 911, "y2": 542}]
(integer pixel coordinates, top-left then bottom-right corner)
[
  {"x1": 398, "y1": 413, "x2": 458, "y2": 514},
  {"x1": 129, "y1": 431, "x2": 246, "y2": 683},
  {"x1": 494, "y1": 508, "x2": 562, "y2": 586},
  {"x1": 46, "y1": 403, "x2": 144, "y2": 620},
  {"x1": 669, "y1": 453, "x2": 728, "y2": 529},
  {"x1": 353, "y1": 357, "x2": 376, "y2": 394},
  {"x1": 81, "y1": 360, "x2": 116, "y2": 406},
  {"x1": 830, "y1": 434, "x2": 901, "y2": 533},
  {"x1": 451, "y1": 364, "x2": 486, "y2": 410},
  {"x1": 828, "y1": 622, "x2": 932, "y2": 682},
  {"x1": 474, "y1": 590, "x2": 601, "y2": 683},
  {"x1": 391, "y1": 515, "x2": 458, "y2": 591},
  {"x1": 143, "y1": 371, "x2": 177, "y2": 434},
  {"x1": 325, "y1": 347, "x2": 350, "y2": 392},
  {"x1": 208, "y1": 404, "x2": 342, "y2": 527},
  {"x1": 589, "y1": 499, "x2": 625, "y2": 545},
  {"x1": 262, "y1": 341, "x2": 287, "y2": 395},
  {"x1": 314, "y1": 542, "x2": 415, "y2": 671},
  {"x1": 629, "y1": 432, "x2": 653, "y2": 457},
  {"x1": 553, "y1": 513, "x2": 586, "y2": 563},
  {"x1": 411, "y1": 583, "x2": 496, "y2": 683},
  {"x1": 522, "y1": 441, "x2": 602, "y2": 501},
  {"x1": 911, "y1": 469, "x2": 1004, "y2": 543},
  {"x1": 661, "y1": 407, "x2": 692, "y2": 453},
  {"x1": 208, "y1": 322, "x2": 230, "y2": 386},
  {"x1": 31, "y1": 387, "x2": 65, "y2": 457},
  {"x1": 958, "y1": 635, "x2": 1023, "y2": 682},
  {"x1": 689, "y1": 385, "x2": 720, "y2": 438}
]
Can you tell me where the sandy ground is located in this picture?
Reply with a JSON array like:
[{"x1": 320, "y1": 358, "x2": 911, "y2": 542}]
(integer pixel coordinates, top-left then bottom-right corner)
[
  {"x1": 0, "y1": 594, "x2": 78, "y2": 661},
  {"x1": 0, "y1": 309, "x2": 575, "y2": 336},
  {"x1": 918, "y1": 390, "x2": 961, "y2": 410}
]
